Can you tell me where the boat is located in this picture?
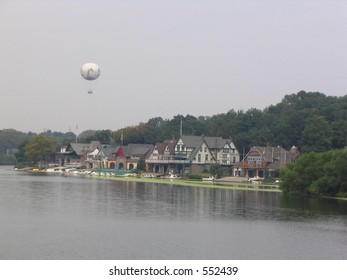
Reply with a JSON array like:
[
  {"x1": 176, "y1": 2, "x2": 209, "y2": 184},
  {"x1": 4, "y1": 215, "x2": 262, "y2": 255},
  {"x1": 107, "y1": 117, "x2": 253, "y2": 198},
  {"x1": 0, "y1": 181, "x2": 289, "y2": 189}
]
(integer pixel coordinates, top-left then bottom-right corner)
[
  {"x1": 143, "y1": 174, "x2": 155, "y2": 178},
  {"x1": 202, "y1": 176, "x2": 215, "y2": 182},
  {"x1": 168, "y1": 173, "x2": 179, "y2": 179},
  {"x1": 248, "y1": 176, "x2": 264, "y2": 183}
]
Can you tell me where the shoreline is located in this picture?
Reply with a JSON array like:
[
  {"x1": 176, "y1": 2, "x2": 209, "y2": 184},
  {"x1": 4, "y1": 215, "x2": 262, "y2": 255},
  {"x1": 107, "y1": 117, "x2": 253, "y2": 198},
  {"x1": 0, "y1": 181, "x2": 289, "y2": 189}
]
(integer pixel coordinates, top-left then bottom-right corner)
[
  {"x1": 14, "y1": 166, "x2": 281, "y2": 192},
  {"x1": 39, "y1": 167, "x2": 282, "y2": 192},
  {"x1": 12, "y1": 167, "x2": 347, "y2": 199},
  {"x1": 94, "y1": 175, "x2": 282, "y2": 192}
]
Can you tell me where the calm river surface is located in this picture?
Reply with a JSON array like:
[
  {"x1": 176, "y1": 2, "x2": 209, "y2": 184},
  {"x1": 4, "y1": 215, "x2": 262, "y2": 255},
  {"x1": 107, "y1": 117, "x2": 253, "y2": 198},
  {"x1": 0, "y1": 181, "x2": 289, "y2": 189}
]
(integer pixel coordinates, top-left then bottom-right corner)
[{"x1": 0, "y1": 165, "x2": 346, "y2": 260}]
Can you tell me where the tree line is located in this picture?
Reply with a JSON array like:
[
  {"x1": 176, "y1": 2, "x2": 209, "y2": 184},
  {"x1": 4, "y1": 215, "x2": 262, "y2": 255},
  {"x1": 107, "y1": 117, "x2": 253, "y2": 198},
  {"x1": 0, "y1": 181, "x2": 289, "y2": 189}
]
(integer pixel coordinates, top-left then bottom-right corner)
[
  {"x1": 110, "y1": 90, "x2": 347, "y2": 154},
  {"x1": 1, "y1": 90, "x2": 347, "y2": 166}
]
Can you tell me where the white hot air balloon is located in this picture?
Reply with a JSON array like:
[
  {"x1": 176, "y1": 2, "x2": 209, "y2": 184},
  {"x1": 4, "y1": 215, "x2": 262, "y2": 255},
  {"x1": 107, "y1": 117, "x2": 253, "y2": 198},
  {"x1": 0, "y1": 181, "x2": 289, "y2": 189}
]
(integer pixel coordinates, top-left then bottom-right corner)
[{"x1": 81, "y1": 63, "x2": 100, "y2": 94}]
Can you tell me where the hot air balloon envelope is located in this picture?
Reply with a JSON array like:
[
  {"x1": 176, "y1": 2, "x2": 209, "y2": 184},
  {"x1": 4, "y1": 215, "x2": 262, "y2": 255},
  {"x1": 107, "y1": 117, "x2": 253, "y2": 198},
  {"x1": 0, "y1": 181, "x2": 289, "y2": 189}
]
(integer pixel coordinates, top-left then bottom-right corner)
[{"x1": 81, "y1": 63, "x2": 100, "y2": 81}]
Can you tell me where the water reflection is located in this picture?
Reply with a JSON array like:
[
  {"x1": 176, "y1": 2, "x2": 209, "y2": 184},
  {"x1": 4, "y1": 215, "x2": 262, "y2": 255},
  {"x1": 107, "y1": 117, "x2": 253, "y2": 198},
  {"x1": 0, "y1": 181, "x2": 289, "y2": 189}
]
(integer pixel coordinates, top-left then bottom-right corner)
[
  {"x1": 2, "y1": 166, "x2": 346, "y2": 224},
  {"x1": 82, "y1": 179, "x2": 347, "y2": 223},
  {"x1": 1, "y1": 167, "x2": 347, "y2": 260}
]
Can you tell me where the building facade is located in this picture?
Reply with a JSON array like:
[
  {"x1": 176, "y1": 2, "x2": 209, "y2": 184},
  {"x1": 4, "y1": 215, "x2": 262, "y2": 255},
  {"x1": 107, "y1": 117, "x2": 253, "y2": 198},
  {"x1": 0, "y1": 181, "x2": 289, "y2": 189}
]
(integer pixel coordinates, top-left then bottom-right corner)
[
  {"x1": 146, "y1": 135, "x2": 240, "y2": 175},
  {"x1": 235, "y1": 145, "x2": 299, "y2": 178}
]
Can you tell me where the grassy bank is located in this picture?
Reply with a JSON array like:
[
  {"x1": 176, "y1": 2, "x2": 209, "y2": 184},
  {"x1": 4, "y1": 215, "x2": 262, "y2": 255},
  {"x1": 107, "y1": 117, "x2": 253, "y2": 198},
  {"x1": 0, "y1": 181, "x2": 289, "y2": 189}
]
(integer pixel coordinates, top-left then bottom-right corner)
[{"x1": 91, "y1": 175, "x2": 281, "y2": 192}]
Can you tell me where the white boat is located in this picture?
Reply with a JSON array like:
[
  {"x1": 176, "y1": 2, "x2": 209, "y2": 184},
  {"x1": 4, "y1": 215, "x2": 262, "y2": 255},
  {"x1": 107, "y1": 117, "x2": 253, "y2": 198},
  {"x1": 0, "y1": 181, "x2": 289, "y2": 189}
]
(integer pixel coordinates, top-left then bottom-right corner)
[
  {"x1": 248, "y1": 176, "x2": 264, "y2": 182},
  {"x1": 202, "y1": 176, "x2": 215, "y2": 182},
  {"x1": 164, "y1": 173, "x2": 179, "y2": 179},
  {"x1": 143, "y1": 174, "x2": 155, "y2": 178}
]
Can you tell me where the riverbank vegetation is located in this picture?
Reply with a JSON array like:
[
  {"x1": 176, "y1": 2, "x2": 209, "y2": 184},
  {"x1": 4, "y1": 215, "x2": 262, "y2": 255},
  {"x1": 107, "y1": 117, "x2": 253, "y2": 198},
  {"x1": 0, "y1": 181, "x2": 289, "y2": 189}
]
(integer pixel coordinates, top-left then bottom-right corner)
[{"x1": 280, "y1": 150, "x2": 347, "y2": 197}]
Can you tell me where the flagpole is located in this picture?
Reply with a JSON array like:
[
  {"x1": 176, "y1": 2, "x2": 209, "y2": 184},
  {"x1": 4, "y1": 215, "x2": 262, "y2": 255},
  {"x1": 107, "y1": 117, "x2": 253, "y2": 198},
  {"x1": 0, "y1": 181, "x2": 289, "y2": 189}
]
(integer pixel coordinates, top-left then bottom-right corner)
[{"x1": 180, "y1": 117, "x2": 183, "y2": 136}]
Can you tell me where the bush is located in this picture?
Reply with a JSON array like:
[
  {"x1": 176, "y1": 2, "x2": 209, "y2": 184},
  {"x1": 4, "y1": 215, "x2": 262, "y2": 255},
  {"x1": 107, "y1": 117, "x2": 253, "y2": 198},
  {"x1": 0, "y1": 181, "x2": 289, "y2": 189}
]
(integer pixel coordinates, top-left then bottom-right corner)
[
  {"x1": 187, "y1": 174, "x2": 203, "y2": 180},
  {"x1": 280, "y1": 150, "x2": 347, "y2": 197}
]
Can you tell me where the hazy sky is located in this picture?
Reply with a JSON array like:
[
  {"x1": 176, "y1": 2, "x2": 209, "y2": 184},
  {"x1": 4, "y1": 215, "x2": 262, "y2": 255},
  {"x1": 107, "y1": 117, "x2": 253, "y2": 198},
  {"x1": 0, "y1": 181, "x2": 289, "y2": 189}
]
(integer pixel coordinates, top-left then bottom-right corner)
[{"x1": 1, "y1": 0, "x2": 347, "y2": 133}]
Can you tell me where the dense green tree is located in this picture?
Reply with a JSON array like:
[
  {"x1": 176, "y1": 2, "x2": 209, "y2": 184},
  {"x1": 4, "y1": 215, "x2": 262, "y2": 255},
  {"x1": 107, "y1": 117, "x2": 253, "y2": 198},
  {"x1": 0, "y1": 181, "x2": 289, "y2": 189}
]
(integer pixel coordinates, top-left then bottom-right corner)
[
  {"x1": 205, "y1": 113, "x2": 228, "y2": 137},
  {"x1": 15, "y1": 140, "x2": 30, "y2": 164},
  {"x1": 0, "y1": 129, "x2": 31, "y2": 151},
  {"x1": 40, "y1": 130, "x2": 76, "y2": 148},
  {"x1": 78, "y1": 130, "x2": 96, "y2": 142},
  {"x1": 265, "y1": 91, "x2": 336, "y2": 149},
  {"x1": 331, "y1": 120, "x2": 347, "y2": 149},
  {"x1": 24, "y1": 135, "x2": 56, "y2": 167},
  {"x1": 84, "y1": 129, "x2": 113, "y2": 144},
  {"x1": 299, "y1": 115, "x2": 332, "y2": 153},
  {"x1": 280, "y1": 150, "x2": 347, "y2": 197},
  {"x1": 136, "y1": 157, "x2": 146, "y2": 172},
  {"x1": 117, "y1": 125, "x2": 145, "y2": 144},
  {"x1": 147, "y1": 117, "x2": 163, "y2": 127},
  {"x1": 0, "y1": 129, "x2": 33, "y2": 164}
]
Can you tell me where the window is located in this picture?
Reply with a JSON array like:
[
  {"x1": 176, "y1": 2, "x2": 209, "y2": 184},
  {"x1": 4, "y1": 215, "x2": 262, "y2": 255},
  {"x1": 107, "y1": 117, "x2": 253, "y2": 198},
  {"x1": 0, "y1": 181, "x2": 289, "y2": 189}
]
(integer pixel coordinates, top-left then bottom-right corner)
[
  {"x1": 204, "y1": 147, "x2": 207, "y2": 152},
  {"x1": 198, "y1": 154, "x2": 201, "y2": 162},
  {"x1": 205, "y1": 154, "x2": 208, "y2": 161}
]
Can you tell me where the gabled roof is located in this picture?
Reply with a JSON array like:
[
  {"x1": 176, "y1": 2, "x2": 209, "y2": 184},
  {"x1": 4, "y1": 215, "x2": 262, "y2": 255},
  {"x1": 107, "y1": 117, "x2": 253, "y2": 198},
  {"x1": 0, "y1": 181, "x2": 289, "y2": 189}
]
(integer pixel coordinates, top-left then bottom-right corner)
[
  {"x1": 163, "y1": 140, "x2": 177, "y2": 155},
  {"x1": 87, "y1": 148, "x2": 99, "y2": 156},
  {"x1": 251, "y1": 146, "x2": 294, "y2": 163},
  {"x1": 204, "y1": 136, "x2": 230, "y2": 149},
  {"x1": 154, "y1": 143, "x2": 168, "y2": 154},
  {"x1": 243, "y1": 146, "x2": 297, "y2": 169},
  {"x1": 64, "y1": 141, "x2": 103, "y2": 156},
  {"x1": 176, "y1": 135, "x2": 239, "y2": 161},
  {"x1": 177, "y1": 136, "x2": 212, "y2": 161},
  {"x1": 99, "y1": 145, "x2": 119, "y2": 157},
  {"x1": 179, "y1": 135, "x2": 204, "y2": 148},
  {"x1": 116, "y1": 144, "x2": 154, "y2": 158},
  {"x1": 179, "y1": 135, "x2": 234, "y2": 149},
  {"x1": 187, "y1": 146, "x2": 208, "y2": 161},
  {"x1": 127, "y1": 144, "x2": 153, "y2": 156},
  {"x1": 149, "y1": 141, "x2": 176, "y2": 159},
  {"x1": 66, "y1": 143, "x2": 93, "y2": 155}
]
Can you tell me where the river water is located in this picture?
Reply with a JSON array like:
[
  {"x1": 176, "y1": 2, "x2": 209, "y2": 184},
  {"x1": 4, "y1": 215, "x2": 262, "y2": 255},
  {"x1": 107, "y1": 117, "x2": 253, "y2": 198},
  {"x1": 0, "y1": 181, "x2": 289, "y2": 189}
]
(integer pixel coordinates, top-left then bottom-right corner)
[{"x1": 0, "y1": 165, "x2": 346, "y2": 260}]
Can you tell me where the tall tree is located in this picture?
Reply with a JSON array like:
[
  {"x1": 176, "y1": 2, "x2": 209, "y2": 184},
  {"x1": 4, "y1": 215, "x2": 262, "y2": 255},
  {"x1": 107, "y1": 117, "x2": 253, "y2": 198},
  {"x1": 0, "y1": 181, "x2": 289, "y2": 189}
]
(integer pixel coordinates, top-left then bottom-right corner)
[
  {"x1": 299, "y1": 115, "x2": 332, "y2": 153},
  {"x1": 24, "y1": 135, "x2": 56, "y2": 167}
]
